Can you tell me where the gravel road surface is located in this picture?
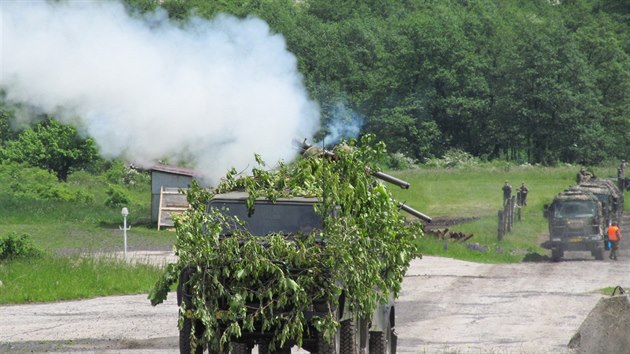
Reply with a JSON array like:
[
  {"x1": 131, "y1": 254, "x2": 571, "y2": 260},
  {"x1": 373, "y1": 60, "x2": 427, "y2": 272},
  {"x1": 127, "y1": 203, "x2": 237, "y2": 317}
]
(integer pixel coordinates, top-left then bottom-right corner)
[{"x1": 1, "y1": 244, "x2": 627, "y2": 353}]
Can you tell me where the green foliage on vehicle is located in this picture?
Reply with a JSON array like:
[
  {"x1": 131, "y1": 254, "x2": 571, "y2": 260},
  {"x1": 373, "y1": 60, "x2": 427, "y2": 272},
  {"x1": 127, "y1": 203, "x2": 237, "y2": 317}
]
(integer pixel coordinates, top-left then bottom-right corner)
[{"x1": 149, "y1": 135, "x2": 423, "y2": 351}]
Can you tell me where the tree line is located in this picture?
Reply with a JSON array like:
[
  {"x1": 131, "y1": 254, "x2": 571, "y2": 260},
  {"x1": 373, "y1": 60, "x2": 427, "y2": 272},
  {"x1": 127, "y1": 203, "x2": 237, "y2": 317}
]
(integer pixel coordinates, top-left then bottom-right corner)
[
  {"x1": 1, "y1": 0, "x2": 630, "y2": 182},
  {"x1": 133, "y1": 0, "x2": 629, "y2": 165}
]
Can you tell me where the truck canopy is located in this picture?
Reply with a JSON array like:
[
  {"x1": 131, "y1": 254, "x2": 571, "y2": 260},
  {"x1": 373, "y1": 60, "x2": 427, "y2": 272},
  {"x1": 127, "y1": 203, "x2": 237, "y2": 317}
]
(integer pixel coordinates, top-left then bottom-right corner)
[{"x1": 209, "y1": 192, "x2": 322, "y2": 236}]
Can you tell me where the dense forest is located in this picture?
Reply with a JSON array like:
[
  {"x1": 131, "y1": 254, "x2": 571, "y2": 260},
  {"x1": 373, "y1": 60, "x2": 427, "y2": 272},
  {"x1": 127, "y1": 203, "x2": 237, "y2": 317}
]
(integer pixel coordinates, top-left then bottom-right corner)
[
  {"x1": 126, "y1": 0, "x2": 630, "y2": 165},
  {"x1": 2, "y1": 0, "x2": 630, "y2": 178}
]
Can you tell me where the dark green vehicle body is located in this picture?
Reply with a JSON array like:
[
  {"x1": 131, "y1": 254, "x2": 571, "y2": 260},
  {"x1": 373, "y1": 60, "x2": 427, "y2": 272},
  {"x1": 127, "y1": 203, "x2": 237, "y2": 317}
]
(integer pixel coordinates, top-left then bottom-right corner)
[{"x1": 545, "y1": 188, "x2": 605, "y2": 261}]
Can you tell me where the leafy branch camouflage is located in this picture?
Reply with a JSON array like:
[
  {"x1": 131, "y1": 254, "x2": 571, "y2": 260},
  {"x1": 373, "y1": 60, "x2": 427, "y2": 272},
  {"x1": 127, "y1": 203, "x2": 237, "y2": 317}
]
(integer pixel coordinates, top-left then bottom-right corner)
[{"x1": 149, "y1": 135, "x2": 423, "y2": 351}]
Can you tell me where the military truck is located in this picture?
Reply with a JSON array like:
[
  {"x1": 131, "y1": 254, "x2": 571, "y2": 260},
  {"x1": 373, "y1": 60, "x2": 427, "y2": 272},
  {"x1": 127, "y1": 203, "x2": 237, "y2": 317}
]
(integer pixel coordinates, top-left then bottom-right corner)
[
  {"x1": 544, "y1": 188, "x2": 605, "y2": 261},
  {"x1": 149, "y1": 137, "x2": 428, "y2": 354},
  {"x1": 177, "y1": 192, "x2": 397, "y2": 354},
  {"x1": 577, "y1": 179, "x2": 623, "y2": 227}
]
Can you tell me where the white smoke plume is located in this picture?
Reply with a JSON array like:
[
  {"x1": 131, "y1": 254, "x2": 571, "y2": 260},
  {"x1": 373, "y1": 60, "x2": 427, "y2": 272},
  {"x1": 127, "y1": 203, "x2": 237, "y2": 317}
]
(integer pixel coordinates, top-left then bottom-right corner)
[
  {"x1": 317, "y1": 100, "x2": 364, "y2": 148},
  {"x1": 0, "y1": 1, "x2": 320, "y2": 183}
]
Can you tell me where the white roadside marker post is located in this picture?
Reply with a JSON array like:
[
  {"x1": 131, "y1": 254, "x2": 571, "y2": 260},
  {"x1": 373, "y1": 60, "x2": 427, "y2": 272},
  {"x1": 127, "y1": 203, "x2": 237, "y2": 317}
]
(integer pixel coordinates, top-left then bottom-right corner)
[{"x1": 120, "y1": 207, "x2": 131, "y2": 261}]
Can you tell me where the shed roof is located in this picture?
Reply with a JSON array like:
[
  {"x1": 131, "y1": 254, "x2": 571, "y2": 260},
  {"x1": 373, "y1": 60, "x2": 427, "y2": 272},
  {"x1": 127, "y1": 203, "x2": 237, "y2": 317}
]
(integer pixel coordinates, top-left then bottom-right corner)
[{"x1": 150, "y1": 164, "x2": 197, "y2": 177}]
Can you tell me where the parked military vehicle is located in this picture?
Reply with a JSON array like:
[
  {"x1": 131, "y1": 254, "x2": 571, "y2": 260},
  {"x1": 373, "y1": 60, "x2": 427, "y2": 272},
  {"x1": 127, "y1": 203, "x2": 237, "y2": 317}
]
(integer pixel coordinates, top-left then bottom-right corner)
[
  {"x1": 577, "y1": 179, "x2": 623, "y2": 227},
  {"x1": 544, "y1": 188, "x2": 605, "y2": 261},
  {"x1": 177, "y1": 192, "x2": 397, "y2": 353}
]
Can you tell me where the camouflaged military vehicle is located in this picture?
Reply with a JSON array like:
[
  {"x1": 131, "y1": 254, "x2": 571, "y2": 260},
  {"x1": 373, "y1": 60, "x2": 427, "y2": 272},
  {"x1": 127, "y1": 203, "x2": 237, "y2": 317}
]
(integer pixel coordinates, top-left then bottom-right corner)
[
  {"x1": 169, "y1": 139, "x2": 429, "y2": 354},
  {"x1": 544, "y1": 187, "x2": 605, "y2": 261},
  {"x1": 177, "y1": 192, "x2": 398, "y2": 354},
  {"x1": 577, "y1": 179, "x2": 623, "y2": 226}
]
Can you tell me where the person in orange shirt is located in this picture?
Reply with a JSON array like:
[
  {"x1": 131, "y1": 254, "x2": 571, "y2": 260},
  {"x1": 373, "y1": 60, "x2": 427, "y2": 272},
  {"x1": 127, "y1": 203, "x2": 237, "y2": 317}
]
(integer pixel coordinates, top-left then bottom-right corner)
[{"x1": 607, "y1": 223, "x2": 622, "y2": 260}]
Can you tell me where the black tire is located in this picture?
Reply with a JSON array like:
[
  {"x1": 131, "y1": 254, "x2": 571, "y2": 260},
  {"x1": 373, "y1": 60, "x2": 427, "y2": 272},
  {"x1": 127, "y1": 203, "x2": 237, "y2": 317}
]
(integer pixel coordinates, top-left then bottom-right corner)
[
  {"x1": 551, "y1": 248, "x2": 563, "y2": 262},
  {"x1": 594, "y1": 247, "x2": 604, "y2": 260},
  {"x1": 369, "y1": 326, "x2": 395, "y2": 354},
  {"x1": 368, "y1": 332, "x2": 386, "y2": 354},
  {"x1": 258, "y1": 343, "x2": 269, "y2": 354},
  {"x1": 340, "y1": 319, "x2": 359, "y2": 354},
  {"x1": 180, "y1": 317, "x2": 205, "y2": 354},
  {"x1": 317, "y1": 329, "x2": 340, "y2": 354},
  {"x1": 231, "y1": 343, "x2": 251, "y2": 354}
]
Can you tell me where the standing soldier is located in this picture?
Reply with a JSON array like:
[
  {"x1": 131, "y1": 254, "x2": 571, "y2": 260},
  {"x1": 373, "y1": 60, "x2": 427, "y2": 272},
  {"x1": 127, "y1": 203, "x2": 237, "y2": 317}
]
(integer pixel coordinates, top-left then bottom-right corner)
[
  {"x1": 518, "y1": 182, "x2": 529, "y2": 206},
  {"x1": 502, "y1": 181, "x2": 512, "y2": 206},
  {"x1": 607, "y1": 223, "x2": 622, "y2": 260},
  {"x1": 576, "y1": 167, "x2": 593, "y2": 184}
]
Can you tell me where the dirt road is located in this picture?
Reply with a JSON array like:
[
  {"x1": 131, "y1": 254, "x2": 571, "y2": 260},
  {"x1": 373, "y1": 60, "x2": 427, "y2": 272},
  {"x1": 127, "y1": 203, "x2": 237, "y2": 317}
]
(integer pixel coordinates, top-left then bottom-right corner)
[
  {"x1": 1, "y1": 249, "x2": 627, "y2": 353},
  {"x1": 396, "y1": 252, "x2": 628, "y2": 353}
]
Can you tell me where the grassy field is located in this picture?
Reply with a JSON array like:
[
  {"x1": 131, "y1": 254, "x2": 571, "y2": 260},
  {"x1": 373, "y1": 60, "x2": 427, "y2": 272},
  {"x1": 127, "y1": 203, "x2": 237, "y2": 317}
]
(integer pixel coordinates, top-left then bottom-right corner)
[
  {"x1": 0, "y1": 162, "x2": 625, "y2": 303},
  {"x1": 0, "y1": 166, "x2": 176, "y2": 304},
  {"x1": 0, "y1": 169, "x2": 175, "y2": 253}
]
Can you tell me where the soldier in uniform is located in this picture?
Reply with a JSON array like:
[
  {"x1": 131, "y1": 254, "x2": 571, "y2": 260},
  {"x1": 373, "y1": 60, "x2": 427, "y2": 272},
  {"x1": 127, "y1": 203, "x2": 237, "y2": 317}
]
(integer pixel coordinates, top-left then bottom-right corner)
[
  {"x1": 518, "y1": 182, "x2": 529, "y2": 206},
  {"x1": 576, "y1": 167, "x2": 593, "y2": 184},
  {"x1": 502, "y1": 181, "x2": 512, "y2": 206}
]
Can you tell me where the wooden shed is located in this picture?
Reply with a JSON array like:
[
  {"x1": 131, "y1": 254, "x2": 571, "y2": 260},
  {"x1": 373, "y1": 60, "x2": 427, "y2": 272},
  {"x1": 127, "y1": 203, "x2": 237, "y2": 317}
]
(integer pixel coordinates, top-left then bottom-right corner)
[{"x1": 150, "y1": 164, "x2": 197, "y2": 229}]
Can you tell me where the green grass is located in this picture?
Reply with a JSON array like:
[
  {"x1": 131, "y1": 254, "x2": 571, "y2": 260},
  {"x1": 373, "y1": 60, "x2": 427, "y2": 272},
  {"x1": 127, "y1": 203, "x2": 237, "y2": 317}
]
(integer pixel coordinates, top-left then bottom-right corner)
[
  {"x1": 0, "y1": 255, "x2": 163, "y2": 304},
  {"x1": 0, "y1": 167, "x2": 176, "y2": 304}
]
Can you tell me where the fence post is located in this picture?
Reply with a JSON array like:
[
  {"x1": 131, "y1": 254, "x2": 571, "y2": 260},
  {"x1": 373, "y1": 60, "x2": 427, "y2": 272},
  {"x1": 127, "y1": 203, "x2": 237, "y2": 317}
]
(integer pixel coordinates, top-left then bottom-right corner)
[
  {"x1": 506, "y1": 201, "x2": 511, "y2": 233},
  {"x1": 498, "y1": 210, "x2": 504, "y2": 241}
]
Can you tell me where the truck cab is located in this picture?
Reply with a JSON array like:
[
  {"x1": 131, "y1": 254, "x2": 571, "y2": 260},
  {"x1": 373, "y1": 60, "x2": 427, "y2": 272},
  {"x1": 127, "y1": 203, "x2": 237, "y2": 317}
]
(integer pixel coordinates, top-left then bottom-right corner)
[{"x1": 545, "y1": 188, "x2": 604, "y2": 261}]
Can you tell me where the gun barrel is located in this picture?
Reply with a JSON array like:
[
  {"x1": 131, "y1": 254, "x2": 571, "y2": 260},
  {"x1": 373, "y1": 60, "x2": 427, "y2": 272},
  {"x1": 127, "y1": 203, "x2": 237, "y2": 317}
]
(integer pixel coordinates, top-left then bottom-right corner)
[
  {"x1": 398, "y1": 203, "x2": 432, "y2": 223},
  {"x1": 373, "y1": 171, "x2": 410, "y2": 189}
]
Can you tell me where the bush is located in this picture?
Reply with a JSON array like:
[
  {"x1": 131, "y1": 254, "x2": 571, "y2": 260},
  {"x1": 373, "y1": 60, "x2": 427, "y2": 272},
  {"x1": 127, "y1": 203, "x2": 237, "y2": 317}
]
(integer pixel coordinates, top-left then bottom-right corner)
[
  {"x1": 386, "y1": 152, "x2": 419, "y2": 170},
  {"x1": 0, "y1": 162, "x2": 94, "y2": 202},
  {"x1": 105, "y1": 185, "x2": 130, "y2": 207},
  {"x1": 424, "y1": 149, "x2": 480, "y2": 168},
  {"x1": 0, "y1": 233, "x2": 43, "y2": 261},
  {"x1": 105, "y1": 160, "x2": 149, "y2": 186}
]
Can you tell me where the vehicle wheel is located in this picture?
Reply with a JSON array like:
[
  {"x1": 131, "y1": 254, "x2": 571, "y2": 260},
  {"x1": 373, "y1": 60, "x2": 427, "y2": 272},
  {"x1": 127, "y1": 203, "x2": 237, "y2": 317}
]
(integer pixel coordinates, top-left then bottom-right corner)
[
  {"x1": 368, "y1": 331, "x2": 387, "y2": 354},
  {"x1": 368, "y1": 324, "x2": 395, "y2": 354},
  {"x1": 231, "y1": 343, "x2": 251, "y2": 354},
  {"x1": 551, "y1": 248, "x2": 563, "y2": 262},
  {"x1": 317, "y1": 328, "x2": 340, "y2": 354},
  {"x1": 340, "y1": 319, "x2": 360, "y2": 354},
  {"x1": 180, "y1": 316, "x2": 205, "y2": 354},
  {"x1": 594, "y1": 247, "x2": 604, "y2": 260},
  {"x1": 257, "y1": 343, "x2": 269, "y2": 354}
]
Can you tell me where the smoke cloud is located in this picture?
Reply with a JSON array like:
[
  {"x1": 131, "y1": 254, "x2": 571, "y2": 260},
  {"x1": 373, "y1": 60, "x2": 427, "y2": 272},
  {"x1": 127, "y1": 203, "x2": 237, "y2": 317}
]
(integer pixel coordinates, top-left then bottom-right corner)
[
  {"x1": 317, "y1": 100, "x2": 364, "y2": 148},
  {"x1": 0, "y1": 1, "x2": 320, "y2": 183}
]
